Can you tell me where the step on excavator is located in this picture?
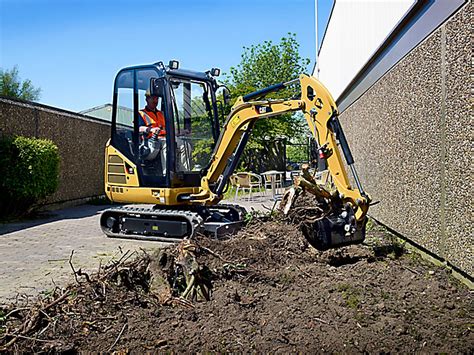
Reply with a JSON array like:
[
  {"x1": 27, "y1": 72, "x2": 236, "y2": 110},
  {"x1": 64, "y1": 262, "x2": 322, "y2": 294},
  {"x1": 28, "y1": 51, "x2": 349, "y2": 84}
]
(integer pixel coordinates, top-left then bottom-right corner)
[{"x1": 100, "y1": 60, "x2": 370, "y2": 250}]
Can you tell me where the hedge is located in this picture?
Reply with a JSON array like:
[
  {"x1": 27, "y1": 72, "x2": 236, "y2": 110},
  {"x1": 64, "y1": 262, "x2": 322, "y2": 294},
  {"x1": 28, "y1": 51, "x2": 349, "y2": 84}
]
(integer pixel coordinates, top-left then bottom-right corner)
[{"x1": 0, "y1": 136, "x2": 60, "y2": 217}]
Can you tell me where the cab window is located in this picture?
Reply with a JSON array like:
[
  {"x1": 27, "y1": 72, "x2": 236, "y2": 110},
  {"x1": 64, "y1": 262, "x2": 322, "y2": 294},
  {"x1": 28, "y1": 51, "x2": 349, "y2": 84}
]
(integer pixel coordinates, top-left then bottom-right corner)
[{"x1": 170, "y1": 79, "x2": 214, "y2": 172}]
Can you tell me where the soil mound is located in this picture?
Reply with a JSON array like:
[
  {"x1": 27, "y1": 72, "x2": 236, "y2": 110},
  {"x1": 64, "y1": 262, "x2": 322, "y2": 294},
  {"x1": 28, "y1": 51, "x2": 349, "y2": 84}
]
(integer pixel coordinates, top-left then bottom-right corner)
[{"x1": 1, "y1": 216, "x2": 473, "y2": 353}]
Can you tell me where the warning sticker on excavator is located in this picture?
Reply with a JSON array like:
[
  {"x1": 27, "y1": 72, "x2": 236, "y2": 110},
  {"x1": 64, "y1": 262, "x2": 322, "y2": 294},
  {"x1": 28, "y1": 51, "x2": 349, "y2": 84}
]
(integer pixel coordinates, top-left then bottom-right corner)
[{"x1": 230, "y1": 116, "x2": 241, "y2": 128}]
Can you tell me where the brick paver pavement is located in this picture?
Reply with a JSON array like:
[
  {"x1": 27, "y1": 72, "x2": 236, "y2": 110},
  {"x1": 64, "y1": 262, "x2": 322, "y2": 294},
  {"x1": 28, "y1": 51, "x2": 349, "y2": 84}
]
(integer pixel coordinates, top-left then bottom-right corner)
[
  {"x1": 0, "y1": 205, "x2": 166, "y2": 303},
  {"x1": 0, "y1": 195, "x2": 277, "y2": 303}
]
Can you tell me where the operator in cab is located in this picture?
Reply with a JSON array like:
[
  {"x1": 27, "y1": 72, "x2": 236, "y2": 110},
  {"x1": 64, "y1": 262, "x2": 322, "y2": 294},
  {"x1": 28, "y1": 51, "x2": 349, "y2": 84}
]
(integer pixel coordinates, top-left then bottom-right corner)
[
  {"x1": 138, "y1": 90, "x2": 167, "y2": 174},
  {"x1": 139, "y1": 89, "x2": 166, "y2": 137}
]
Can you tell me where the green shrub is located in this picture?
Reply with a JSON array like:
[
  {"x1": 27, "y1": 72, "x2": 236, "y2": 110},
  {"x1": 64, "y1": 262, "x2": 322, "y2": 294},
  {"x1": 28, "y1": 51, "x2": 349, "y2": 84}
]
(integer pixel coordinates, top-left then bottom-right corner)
[{"x1": 0, "y1": 136, "x2": 59, "y2": 217}]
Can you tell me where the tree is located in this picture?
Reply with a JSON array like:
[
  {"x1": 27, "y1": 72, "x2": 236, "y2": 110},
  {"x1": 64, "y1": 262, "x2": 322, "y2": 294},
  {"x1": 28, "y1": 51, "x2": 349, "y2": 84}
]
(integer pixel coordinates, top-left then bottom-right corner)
[
  {"x1": 224, "y1": 33, "x2": 311, "y2": 170},
  {"x1": 0, "y1": 66, "x2": 41, "y2": 101}
]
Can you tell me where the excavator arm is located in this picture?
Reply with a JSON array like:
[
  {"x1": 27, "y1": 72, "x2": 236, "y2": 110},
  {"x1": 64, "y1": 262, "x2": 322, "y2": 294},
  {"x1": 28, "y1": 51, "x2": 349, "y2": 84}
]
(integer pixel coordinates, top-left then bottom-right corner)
[
  {"x1": 190, "y1": 74, "x2": 370, "y2": 250},
  {"x1": 193, "y1": 74, "x2": 368, "y2": 214}
]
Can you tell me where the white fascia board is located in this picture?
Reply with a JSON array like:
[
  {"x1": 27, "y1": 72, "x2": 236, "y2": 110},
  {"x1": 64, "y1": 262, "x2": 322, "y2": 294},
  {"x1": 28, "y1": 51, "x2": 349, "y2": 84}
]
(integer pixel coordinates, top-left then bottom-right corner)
[{"x1": 315, "y1": 0, "x2": 414, "y2": 99}]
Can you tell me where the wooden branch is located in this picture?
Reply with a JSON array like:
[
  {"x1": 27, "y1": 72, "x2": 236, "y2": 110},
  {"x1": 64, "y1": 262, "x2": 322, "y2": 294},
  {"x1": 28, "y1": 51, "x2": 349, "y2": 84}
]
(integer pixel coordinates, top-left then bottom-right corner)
[
  {"x1": 297, "y1": 177, "x2": 332, "y2": 199},
  {"x1": 108, "y1": 322, "x2": 128, "y2": 352}
]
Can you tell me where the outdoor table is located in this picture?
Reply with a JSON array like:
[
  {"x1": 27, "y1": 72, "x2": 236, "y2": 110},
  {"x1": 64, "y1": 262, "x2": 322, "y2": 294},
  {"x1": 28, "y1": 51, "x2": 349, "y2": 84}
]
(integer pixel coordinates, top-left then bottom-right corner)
[
  {"x1": 288, "y1": 170, "x2": 301, "y2": 182},
  {"x1": 261, "y1": 170, "x2": 285, "y2": 199}
]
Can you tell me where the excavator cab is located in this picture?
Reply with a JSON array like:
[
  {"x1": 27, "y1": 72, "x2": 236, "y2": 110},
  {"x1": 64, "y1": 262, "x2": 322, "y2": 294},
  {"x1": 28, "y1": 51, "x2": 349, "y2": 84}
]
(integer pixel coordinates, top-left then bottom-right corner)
[{"x1": 108, "y1": 61, "x2": 222, "y2": 198}]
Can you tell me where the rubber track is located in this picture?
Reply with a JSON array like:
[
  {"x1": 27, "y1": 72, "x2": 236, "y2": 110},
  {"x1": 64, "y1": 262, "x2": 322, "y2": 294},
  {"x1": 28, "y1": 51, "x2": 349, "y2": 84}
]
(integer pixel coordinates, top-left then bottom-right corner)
[{"x1": 100, "y1": 205, "x2": 204, "y2": 242}]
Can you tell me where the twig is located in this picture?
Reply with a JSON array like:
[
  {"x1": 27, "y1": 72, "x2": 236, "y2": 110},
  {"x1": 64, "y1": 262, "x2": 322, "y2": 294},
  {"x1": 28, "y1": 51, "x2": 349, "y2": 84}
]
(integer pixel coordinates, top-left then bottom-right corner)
[
  {"x1": 139, "y1": 247, "x2": 150, "y2": 256},
  {"x1": 104, "y1": 250, "x2": 130, "y2": 271},
  {"x1": 271, "y1": 200, "x2": 279, "y2": 214},
  {"x1": 169, "y1": 297, "x2": 195, "y2": 309},
  {"x1": 4, "y1": 308, "x2": 29, "y2": 320},
  {"x1": 108, "y1": 322, "x2": 128, "y2": 352},
  {"x1": 68, "y1": 250, "x2": 80, "y2": 285},
  {"x1": 118, "y1": 250, "x2": 137, "y2": 265},
  {"x1": 295, "y1": 265, "x2": 313, "y2": 278},
  {"x1": 2, "y1": 334, "x2": 56, "y2": 343},
  {"x1": 200, "y1": 246, "x2": 230, "y2": 263},
  {"x1": 1, "y1": 290, "x2": 71, "y2": 349},
  {"x1": 314, "y1": 317, "x2": 329, "y2": 324},
  {"x1": 78, "y1": 269, "x2": 92, "y2": 283},
  {"x1": 37, "y1": 322, "x2": 50, "y2": 337},
  {"x1": 39, "y1": 310, "x2": 52, "y2": 321},
  {"x1": 102, "y1": 250, "x2": 137, "y2": 279},
  {"x1": 402, "y1": 265, "x2": 421, "y2": 275},
  {"x1": 43, "y1": 291, "x2": 70, "y2": 312},
  {"x1": 112, "y1": 297, "x2": 134, "y2": 306},
  {"x1": 102, "y1": 281, "x2": 107, "y2": 301}
]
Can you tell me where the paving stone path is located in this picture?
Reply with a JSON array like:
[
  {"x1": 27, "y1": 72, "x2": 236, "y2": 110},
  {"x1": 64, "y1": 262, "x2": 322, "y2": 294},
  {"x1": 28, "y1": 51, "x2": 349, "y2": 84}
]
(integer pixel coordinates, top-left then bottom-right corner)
[
  {"x1": 0, "y1": 205, "x2": 166, "y2": 303},
  {"x1": 0, "y1": 195, "x2": 277, "y2": 304}
]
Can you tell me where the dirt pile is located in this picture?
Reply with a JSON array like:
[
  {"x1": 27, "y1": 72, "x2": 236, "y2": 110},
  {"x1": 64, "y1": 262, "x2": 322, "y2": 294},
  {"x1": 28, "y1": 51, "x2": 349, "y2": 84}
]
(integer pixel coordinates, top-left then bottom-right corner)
[{"x1": 1, "y1": 216, "x2": 473, "y2": 353}]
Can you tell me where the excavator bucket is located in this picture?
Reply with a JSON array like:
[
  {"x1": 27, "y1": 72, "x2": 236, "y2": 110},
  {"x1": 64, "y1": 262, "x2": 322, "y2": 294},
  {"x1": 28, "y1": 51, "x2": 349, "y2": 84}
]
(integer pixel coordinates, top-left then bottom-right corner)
[{"x1": 280, "y1": 165, "x2": 366, "y2": 251}]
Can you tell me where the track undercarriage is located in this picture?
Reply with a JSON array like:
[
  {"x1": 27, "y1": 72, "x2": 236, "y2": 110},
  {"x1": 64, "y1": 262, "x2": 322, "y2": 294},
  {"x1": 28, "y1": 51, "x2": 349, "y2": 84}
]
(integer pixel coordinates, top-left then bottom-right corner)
[{"x1": 100, "y1": 204, "x2": 246, "y2": 242}]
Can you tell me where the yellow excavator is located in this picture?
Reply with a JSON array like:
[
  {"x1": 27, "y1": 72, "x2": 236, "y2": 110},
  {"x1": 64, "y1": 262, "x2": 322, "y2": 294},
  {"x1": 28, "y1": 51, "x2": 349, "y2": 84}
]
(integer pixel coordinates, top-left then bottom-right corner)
[{"x1": 100, "y1": 60, "x2": 370, "y2": 250}]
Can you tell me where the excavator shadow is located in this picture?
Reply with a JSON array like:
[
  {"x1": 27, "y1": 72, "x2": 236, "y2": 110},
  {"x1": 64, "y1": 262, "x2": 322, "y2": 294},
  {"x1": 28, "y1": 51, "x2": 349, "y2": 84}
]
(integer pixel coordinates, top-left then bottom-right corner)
[
  {"x1": 0, "y1": 204, "x2": 111, "y2": 235},
  {"x1": 371, "y1": 242, "x2": 406, "y2": 260}
]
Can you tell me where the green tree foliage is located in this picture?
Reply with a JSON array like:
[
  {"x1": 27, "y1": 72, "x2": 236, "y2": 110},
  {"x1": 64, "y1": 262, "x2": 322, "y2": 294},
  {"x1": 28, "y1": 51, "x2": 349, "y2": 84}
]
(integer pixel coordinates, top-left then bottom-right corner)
[
  {"x1": 287, "y1": 142, "x2": 308, "y2": 163},
  {"x1": 0, "y1": 66, "x2": 41, "y2": 101},
  {"x1": 225, "y1": 33, "x2": 310, "y2": 137},
  {"x1": 224, "y1": 33, "x2": 311, "y2": 170}
]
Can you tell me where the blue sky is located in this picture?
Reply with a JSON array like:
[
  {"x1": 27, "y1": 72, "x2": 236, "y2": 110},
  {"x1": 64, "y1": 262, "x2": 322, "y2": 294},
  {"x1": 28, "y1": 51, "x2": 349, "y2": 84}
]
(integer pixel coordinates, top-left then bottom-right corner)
[{"x1": 0, "y1": 0, "x2": 333, "y2": 112}]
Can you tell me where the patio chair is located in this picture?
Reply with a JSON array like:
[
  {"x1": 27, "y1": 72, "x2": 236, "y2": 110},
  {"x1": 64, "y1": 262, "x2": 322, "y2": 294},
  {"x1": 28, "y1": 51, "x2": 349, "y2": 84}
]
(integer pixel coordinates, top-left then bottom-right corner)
[
  {"x1": 234, "y1": 172, "x2": 262, "y2": 201},
  {"x1": 248, "y1": 172, "x2": 263, "y2": 194}
]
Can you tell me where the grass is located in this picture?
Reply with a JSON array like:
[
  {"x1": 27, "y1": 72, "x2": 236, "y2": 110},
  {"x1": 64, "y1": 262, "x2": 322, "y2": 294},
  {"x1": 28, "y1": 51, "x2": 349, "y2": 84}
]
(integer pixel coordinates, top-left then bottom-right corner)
[
  {"x1": 365, "y1": 217, "x2": 388, "y2": 233},
  {"x1": 337, "y1": 283, "x2": 361, "y2": 309},
  {"x1": 366, "y1": 218, "x2": 375, "y2": 232},
  {"x1": 279, "y1": 272, "x2": 295, "y2": 285},
  {"x1": 223, "y1": 186, "x2": 266, "y2": 200}
]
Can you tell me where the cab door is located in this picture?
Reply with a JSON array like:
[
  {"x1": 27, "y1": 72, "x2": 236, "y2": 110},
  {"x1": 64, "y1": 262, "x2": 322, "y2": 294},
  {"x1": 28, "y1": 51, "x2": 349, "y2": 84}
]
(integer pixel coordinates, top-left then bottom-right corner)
[{"x1": 110, "y1": 67, "x2": 168, "y2": 188}]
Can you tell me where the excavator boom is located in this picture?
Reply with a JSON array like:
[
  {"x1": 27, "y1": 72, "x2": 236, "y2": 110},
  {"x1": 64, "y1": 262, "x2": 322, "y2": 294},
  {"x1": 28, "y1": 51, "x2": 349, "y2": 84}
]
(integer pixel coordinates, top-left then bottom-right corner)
[
  {"x1": 193, "y1": 74, "x2": 368, "y2": 214},
  {"x1": 189, "y1": 74, "x2": 370, "y2": 249}
]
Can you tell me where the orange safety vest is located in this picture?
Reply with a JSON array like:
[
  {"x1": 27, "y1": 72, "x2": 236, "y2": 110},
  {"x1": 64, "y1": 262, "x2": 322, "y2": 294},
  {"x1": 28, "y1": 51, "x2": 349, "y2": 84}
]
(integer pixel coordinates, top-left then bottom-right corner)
[{"x1": 139, "y1": 109, "x2": 166, "y2": 137}]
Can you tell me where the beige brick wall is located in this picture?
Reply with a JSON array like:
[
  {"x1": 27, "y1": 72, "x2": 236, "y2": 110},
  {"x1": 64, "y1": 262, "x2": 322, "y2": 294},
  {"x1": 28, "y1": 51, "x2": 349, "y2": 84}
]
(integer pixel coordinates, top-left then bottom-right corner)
[
  {"x1": 0, "y1": 98, "x2": 110, "y2": 205},
  {"x1": 339, "y1": 3, "x2": 472, "y2": 275}
]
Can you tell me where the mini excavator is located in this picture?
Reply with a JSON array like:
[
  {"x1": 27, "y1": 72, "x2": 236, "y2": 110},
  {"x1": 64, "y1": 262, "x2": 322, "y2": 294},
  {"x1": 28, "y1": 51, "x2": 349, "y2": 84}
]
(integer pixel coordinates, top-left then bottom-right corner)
[{"x1": 100, "y1": 60, "x2": 370, "y2": 250}]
